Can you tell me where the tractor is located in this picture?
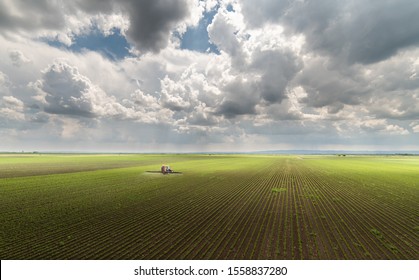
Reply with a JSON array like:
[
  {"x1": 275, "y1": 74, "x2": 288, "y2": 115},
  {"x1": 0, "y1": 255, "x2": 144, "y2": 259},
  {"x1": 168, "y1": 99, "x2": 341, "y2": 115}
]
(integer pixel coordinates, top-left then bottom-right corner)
[{"x1": 161, "y1": 165, "x2": 173, "y2": 174}]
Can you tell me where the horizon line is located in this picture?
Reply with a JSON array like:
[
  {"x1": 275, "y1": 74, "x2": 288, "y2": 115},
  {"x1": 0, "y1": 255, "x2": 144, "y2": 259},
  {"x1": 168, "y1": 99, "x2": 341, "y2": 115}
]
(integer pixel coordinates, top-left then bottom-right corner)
[{"x1": 1, "y1": 149, "x2": 418, "y2": 155}]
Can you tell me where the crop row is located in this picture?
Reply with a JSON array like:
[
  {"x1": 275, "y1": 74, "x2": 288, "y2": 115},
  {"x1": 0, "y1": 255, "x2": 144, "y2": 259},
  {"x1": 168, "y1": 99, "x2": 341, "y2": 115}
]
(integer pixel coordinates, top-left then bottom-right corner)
[
  {"x1": 301, "y1": 160, "x2": 417, "y2": 259},
  {"x1": 1, "y1": 155, "x2": 417, "y2": 259}
]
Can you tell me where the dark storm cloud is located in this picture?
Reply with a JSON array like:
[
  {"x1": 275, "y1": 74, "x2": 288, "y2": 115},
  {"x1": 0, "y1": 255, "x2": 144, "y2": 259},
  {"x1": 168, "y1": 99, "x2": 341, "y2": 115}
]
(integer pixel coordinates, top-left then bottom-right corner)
[
  {"x1": 71, "y1": 0, "x2": 115, "y2": 14},
  {"x1": 207, "y1": 7, "x2": 303, "y2": 119},
  {"x1": 241, "y1": 0, "x2": 419, "y2": 64},
  {"x1": 0, "y1": 0, "x2": 66, "y2": 31},
  {"x1": 251, "y1": 49, "x2": 302, "y2": 103},
  {"x1": 217, "y1": 100, "x2": 255, "y2": 118},
  {"x1": 340, "y1": 1, "x2": 419, "y2": 64},
  {"x1": 214, "y1": 48, "x2": 302, "y2": 119},
  {"x1": 295, "y1": 57, "x2": 367, "y2": 111},
  {"x1": 0, "y1": 0, "x2": 193, "y2": 53},
  {"x1": 122, "y1": 0, "x2": 191, "y2": 53},
  {"x1": 239, "y1": 0, "x2": 290, "y2": 28},
  {"x1": 216, "y1": 77, "x2": 258, "y2": 118}
]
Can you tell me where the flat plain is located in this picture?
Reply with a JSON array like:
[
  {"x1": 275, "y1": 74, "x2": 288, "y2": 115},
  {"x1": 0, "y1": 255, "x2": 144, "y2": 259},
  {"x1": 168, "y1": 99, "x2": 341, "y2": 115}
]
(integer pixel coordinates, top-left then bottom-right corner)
[{"x1": 0, "y1": 153, "x2": 418, "y2": 259}]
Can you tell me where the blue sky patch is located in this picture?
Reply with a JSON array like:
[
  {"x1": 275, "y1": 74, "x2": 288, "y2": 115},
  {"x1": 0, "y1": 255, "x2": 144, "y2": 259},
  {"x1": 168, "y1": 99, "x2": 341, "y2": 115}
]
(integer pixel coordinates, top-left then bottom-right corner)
[
  {"x1": 179, "y1": 10, "x2": 220, "y2": 54},
  {"x1": 226, "y1": 4, "x2": 235, "y2": 12},
  {"x1": 46, "y1": 28, "x2": 131, "y2": 60}
]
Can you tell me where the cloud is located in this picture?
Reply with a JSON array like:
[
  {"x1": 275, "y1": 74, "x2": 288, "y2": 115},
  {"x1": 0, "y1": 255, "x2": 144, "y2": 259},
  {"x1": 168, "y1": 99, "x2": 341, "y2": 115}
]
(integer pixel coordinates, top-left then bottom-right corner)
[
  {"x1": 184, "y1": 103, "x2": 218, "y2": 126},
  {"x1": 250, "y1": 48, "x2": 302, "y2": 103},
  {"x1": 239, "y1": 0, "x2": 290, "y2": 28},
  {"x1": 33, "y1": 60, "x2": 133, "y2": 119},
  {"x1": 0, "y1": 71, "x2": 10, "y2": 90},
  {"x1": 205, "y1": 7, "x2": 303, "y2": 118},
  {"x1": 0, "y1": 0, "x2": 118, "y2": 46},
  {"x1": 0, "y1": 0, "x2": 67, "y2": 32},
  {"x1": 360, "y1": 119, "x2": 409, "y2": 135},
  {"x1": 122, "y1": 0, "x2": 196, "y2": 53},
  {"x1": 208, "y1": 8, "x2": 247, "y2": 68},
  {"x1": 157, "y1": 64, "x2": 222, "y2": 125},
  {"x1": 241, "y1": 0, "x2": 419, "y2": 65},
  {"x1": 216, "y1": 77, "x2": 259, "y2": 117},
  {"x1": 0, "y1": 72, "x2": 28, "y2": 126},
  {"x1": 9, "y1": 50, "x2": 31, "y2": 67},
  {"x1": 410, "y1": 122, "x2": 419, "y2": 133},
  {"x1": 0, "y1": 0, "x2": 418, "y2": 151},
  {"x1": 0, "y1": 0, "x2": 198, "y2": 54},
  {"x1": 367, "y1": 93, "x2": 419, "y2": 121},
  {"x1": 2, "y1": 95, "x2": 24, "y2": 108},
  {"x1": 160, "y1": 75, "x2": 194, "y2": 111},
  {"x1": 257, "y1": 100, "x2": 304, "y2": 122},
  {"x1": 361, "y1": 50, "x2": 419, "y2": 121},
  {"x1": 125, "y1": 89, "x2": 175, "y2": 124},
  {"x1": 296, "y1": 56, "x2": 367, "y2": 113},
  {"x1": 0, "y1": 96, "x2": 25, "y2": 121}
]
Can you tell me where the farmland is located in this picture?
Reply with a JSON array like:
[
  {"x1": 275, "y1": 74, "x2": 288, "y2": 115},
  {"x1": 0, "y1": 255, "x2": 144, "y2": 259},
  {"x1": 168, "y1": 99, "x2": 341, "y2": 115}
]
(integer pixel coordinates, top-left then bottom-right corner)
[{"x1": 0, "y1": 154, "x2": 418, "y2": 259}]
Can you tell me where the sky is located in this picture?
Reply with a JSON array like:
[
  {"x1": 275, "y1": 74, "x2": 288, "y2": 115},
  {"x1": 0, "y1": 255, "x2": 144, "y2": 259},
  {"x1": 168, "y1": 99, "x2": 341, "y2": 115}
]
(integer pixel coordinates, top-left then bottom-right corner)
[{"x1": 0, "y1": 0, "x2": 418, "y2": 152}]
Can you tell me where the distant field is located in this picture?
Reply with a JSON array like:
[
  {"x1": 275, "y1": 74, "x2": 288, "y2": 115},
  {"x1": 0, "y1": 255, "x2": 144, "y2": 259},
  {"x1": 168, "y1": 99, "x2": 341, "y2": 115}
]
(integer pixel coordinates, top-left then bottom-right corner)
[{"x1": 0, "y1": 154, "x2": 418, "y2": 259}]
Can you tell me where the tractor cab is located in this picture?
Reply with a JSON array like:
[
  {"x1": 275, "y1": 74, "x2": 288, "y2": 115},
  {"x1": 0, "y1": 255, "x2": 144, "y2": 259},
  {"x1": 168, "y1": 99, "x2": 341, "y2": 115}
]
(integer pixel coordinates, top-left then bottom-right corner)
[{"x1": 161, "y1": 165, "x2": 172, "y2": 174}]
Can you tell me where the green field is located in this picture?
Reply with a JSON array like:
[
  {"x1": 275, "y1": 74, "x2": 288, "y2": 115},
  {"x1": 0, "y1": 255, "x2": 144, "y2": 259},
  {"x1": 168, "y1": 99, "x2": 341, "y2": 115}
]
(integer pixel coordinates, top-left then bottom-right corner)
[{"x1": 0, "y1": 154, "x2": 418, "y2": 259}]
